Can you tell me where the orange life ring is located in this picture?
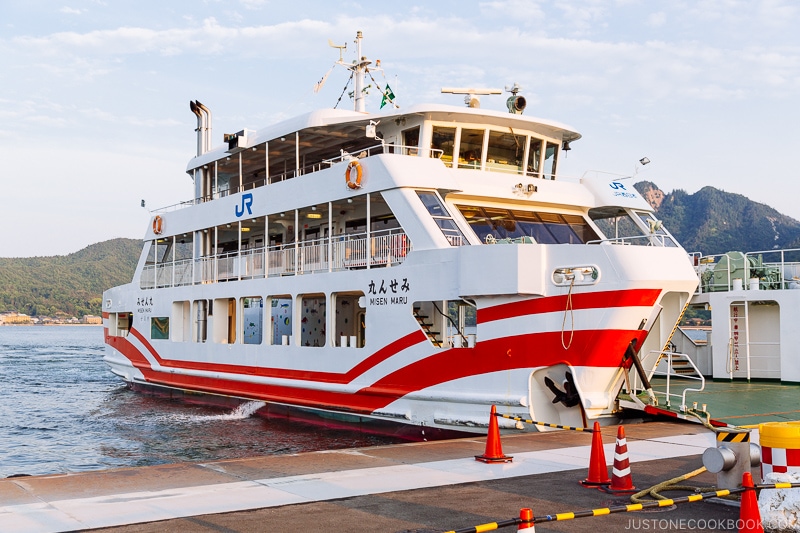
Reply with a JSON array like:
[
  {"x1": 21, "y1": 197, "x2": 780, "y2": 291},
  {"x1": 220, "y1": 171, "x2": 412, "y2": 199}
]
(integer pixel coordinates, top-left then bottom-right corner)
[
  {"x1": 345, "y1": 159, "x2": 363, "y2": 189},
  {"x1": 152, "y1": 215, "x2": 163, "y2": 235}
]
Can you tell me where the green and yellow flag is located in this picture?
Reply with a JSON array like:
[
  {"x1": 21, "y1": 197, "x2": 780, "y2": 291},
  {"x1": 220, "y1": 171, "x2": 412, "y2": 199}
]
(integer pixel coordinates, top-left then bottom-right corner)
[{"x1": 380, "y1": 84, "x2": 395, "y2": 109}]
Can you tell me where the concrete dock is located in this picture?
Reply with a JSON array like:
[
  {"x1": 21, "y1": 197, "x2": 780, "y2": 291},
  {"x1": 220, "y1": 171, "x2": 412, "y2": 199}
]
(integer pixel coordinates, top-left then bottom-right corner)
[{"x1": 2, "y1": 421, "x2": 754, "y2": 532}]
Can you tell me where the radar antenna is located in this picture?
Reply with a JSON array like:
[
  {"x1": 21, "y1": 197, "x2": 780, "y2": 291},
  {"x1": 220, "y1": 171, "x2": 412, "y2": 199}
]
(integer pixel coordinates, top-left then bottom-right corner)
[
  {"x1": 441, "y1": 87, "x2": 502, "y2": 108},
  {"x1": 328, "y1": 39, "x2": 346, "y2": 62}
]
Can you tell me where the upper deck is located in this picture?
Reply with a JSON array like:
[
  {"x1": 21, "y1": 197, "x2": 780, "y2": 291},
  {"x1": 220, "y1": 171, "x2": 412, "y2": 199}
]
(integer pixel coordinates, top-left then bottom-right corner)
[
  {"x1": 161, "y1": 104, "x2": 584, "y2": 213},
  {"x1": 135, "y1": 99, "x2": 681, "y2": 292}
]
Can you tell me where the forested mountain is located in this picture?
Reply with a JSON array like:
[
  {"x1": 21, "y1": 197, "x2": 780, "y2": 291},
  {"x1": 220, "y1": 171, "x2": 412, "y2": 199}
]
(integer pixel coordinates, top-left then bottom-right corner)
[
  {"x1": 635, "y1": 182, "x2": 800, "y2": 255},
  {"x1": 0, "y1": 238, "x2": 141, "y2": 317}
]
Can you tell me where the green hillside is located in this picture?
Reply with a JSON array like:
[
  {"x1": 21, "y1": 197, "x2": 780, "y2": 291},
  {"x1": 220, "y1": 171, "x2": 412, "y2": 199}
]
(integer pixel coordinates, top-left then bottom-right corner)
[
  {"x1": 635, "y1": 181, "x2": 800, "y2": 255},
  {"x1": 0, "y1": 238, "x2": 141, "y2": 317}
]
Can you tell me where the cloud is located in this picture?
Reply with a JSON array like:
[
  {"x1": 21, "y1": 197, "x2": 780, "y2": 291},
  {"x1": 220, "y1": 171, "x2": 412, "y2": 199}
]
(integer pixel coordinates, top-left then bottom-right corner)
[
  {"x1": 60, "y1": 7, "x2": 82, "y2": 15},
  {"x1": 647, "y1": 11, "x2": 667, "y2": 27}
]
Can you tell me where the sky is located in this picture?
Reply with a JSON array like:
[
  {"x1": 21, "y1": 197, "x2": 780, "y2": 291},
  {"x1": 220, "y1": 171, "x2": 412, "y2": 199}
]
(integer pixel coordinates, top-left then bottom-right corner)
[{"x1": 1, "y1": 0, "x2": 799, "y2": 257}]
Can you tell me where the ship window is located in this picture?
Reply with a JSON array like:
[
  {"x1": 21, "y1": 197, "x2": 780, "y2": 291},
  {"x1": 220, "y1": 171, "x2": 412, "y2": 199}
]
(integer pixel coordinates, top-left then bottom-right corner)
[
  {"x1": 402, "y1": 126, "x2": 420, "y2": 156},
  {"x1": 431, "y1": 126, "x2": 456, "y2": 166},
  {"x1": 456, "y1": 205, "x2": 599, "y2": 244},
  {"x1": 299, "y1": 294, "x2": 326, "y2": 347},
  {"x1": 192, "y1": 300, "x2": 209, "y2": 343},
  {"x1": 107, "y1": 312, "x2": 132, "y2": 337},
  {"x1": 589, "y1": 208, "x2": 678, "y2": 247},
  {"x1": 543, "y1": 141, "x2": 558, "y2": 179},
  {"x1": 416, "y1": 191, "x2": 467, "y2": 246},
  {"x1": 485, "y1": 130, "x2": 525, "y2": 174},
  {"x1": 333, "y1": 292, "x2": 365, "y2": 348},
  {"x1": 212, "y1": 298, "x2": 236, "y2": 344},
  {"x1": 458, "y1": 129, "x2": 485, "y2": 169},
  {"x1": 632, "y1": 211, "x2": 678, "y2": 247},
  {"x1": 241, "y1": 297, "x2": 263, "y2": 345},
  {"x1": 172, "y1": 301, "x2": 191, "y2": 342},
  {"x1": 150, "y1": 317, "x2": 170, "y2": 340},
  {"x1": 270, "y1": 296, "x2": 293, "y2": 345},
  {"x1": 527, "y1": 138, "x2": 543, "y2": 177},
  {"x1": 145, "y1": 241, "x2": 155, "y2": 265}
]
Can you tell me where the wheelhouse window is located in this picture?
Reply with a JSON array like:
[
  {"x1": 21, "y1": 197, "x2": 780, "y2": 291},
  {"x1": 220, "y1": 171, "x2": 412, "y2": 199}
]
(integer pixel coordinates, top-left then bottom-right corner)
[
  {"x1": 589, "y1": 207, "x2": 677, "y2": 247},
  {"x1": 485, "y1": 130, "x2": 525, "y2": 174},
  {"x1": 543, "y1": 142, "x2": 559, "y2": 179},
  {"x1": 457, "y1": 129, "x2": 485, "y2": 169},
  {"x1": 402, "y1": 126, "x2": 420, "y2": 156},
  {"x1": 431, "y1": 126, "x2": 456, "y2": 166},
  {"x1": 416, "y1": 191, "x2": 467, "y2": 246},
  {"x1": 456, "y1": 205, "x2": 599, "y2": 244},
  {"x1": 527, "y1": 138, "x2": 543, "y2": 178}
]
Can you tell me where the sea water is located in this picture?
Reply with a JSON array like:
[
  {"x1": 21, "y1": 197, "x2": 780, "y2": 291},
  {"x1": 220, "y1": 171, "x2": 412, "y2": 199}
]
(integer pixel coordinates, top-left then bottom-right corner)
[{"x1": 0, "y1": 326, "x2": 399, "y2": 478}]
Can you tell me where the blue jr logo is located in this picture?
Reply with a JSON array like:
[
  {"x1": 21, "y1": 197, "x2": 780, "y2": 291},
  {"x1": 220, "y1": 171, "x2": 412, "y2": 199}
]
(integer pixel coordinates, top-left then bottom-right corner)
[
  {"x1": 609, "y1": 182, "x2": 626, "y2": 190},
  {"x1": 235, "y1": 193, "x2": 253, "y2": 217}
]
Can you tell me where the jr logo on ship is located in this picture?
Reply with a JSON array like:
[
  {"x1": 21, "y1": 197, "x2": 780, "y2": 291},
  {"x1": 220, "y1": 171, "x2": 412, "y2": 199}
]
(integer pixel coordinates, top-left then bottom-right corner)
[
  {"x1": 609, "y1": 182, "x2": 626, "y2": 190},
  {"x1": 235, "y1": 193, "x2": 253, "y2": 217}
]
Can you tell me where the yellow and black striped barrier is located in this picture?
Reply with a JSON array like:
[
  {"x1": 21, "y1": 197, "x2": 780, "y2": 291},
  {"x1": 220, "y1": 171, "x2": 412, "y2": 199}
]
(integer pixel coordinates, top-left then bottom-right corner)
[
  {"x1": 716, "y1": 430, "x2": 750, "y2": 442},
  {"x1": 443, "y1": 483, "x2": 800, "y2": 533},
  {"x1": 494, "y1": 413, "x2": 593, "y2": 432}
]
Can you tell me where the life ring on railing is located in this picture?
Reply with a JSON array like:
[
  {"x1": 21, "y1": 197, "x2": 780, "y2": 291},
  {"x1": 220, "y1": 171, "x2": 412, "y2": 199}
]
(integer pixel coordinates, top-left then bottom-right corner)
[
  {"x1": 152, "y1": 215, "x2": 163, "y2": 235},
  {"x1": 345, "y1": 159, "x2": 363, "y2": 189}
]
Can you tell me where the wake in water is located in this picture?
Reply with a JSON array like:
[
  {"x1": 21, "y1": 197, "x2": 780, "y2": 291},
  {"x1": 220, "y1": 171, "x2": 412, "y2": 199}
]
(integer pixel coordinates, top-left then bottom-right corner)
[{"x1": 163, "y1": 401, "x2": 267, "y2": 423}]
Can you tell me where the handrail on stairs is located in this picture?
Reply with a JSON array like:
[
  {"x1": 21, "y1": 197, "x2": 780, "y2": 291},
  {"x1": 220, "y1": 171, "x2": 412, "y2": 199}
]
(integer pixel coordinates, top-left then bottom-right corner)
[{"x1": 642, "y1": 350, "x2": 705, "y2": 412}]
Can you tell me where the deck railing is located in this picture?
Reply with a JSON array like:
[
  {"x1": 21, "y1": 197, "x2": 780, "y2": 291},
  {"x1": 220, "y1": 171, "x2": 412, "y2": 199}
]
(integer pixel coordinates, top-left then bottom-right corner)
[
  {"x1": 150, "y1": 142, "x2": 574, "y2": 214},
  {"x1": 694, "y1": 248, "x2": 800, "y2": 293},
  {"x1": 140, "y1": 228, "x2": 411, "y2": 288}
]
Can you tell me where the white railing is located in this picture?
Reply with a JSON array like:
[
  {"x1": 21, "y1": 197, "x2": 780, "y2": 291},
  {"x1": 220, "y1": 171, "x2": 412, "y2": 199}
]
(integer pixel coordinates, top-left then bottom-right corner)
[
  {"x1": 695, "y1": 248, "x2": 800, "y2": 293},
  {"x1": 641, "y1": 350, "x2": 706, "y2": 412},
  {"x1": 588, "y1": 233, "x2": 678, "y2": 248},
  {"x1": 140, "y1": 229, "x2": 411, "y2": 288}
]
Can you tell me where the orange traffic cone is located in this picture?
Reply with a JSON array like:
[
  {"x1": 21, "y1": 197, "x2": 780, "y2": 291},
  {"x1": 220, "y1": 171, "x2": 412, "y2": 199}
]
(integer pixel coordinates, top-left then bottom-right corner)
[
  {"x1": 739, "y1": 472, "x2": 764, "y2": 533},
  {"x1": 518, "y1": 507, "x2": 534, "y2": 530},
  {"x1": 580, "y1": 421, "x2": 610, "y2": 487},
  {"x1": 475, "y1": 405, "x2": 513, "y2": 463},
  {"x1": 603, "y1": 425, "x2": 636, "y2": 493}
]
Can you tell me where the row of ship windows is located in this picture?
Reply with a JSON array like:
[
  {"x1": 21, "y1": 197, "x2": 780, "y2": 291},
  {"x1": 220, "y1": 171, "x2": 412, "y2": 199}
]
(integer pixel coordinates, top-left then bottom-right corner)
[{"x1": 108, "y1": 293, "x2": 366, "y2": 348}]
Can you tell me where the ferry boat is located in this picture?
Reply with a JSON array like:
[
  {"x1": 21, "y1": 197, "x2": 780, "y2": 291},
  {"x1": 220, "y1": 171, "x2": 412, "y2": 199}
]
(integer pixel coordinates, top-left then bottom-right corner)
[{"x1": 102, "y1": 32, "x2": 699, "y2": 438}]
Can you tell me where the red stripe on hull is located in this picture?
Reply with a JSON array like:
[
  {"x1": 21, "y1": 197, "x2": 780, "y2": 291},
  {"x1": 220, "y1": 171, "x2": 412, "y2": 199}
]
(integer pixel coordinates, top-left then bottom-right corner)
[
  {"x1": 358, "y1": 328, "x2": 648, "y2": 399},
  {"x1": 107, "y1": 327, "x2": 648, "y2": 415},
  {"x1": 477, "y1": 288, "x2": 661, "y2": 324},
  {"x1": 127, "y1": 327, "x2": 427, "y2": 384}
]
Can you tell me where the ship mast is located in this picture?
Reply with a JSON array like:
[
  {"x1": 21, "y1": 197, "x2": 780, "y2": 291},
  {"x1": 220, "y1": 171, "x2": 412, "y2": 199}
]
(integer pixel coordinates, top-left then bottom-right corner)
[{"x1": 337, "y1": 31, "x2": 372, "y2": 113}]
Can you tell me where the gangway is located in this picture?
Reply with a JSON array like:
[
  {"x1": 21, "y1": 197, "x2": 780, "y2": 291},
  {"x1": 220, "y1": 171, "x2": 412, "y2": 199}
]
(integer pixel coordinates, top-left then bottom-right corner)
[{"x1": 618, "y1": 349, "x2": 724, "y2": 426}]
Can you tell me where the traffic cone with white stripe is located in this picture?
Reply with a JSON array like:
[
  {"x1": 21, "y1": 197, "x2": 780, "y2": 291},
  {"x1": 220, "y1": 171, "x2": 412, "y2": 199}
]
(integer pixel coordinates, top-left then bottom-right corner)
[
  {"x1": 581, "y1": 421, "x2": 610, "y2": 487},
  {"x1": 603, "y1": 425, "x2": 636, "y2": 493}
]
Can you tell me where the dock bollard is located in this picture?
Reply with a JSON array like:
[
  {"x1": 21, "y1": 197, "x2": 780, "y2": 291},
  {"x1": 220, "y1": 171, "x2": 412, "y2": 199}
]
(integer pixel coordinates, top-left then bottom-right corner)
[
  {"x1": 701, "y1": 429, "x2": 759, "y2": 490},
  {"x1": 475, "y1": 405, "x2": 512, "y2": 463}
]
